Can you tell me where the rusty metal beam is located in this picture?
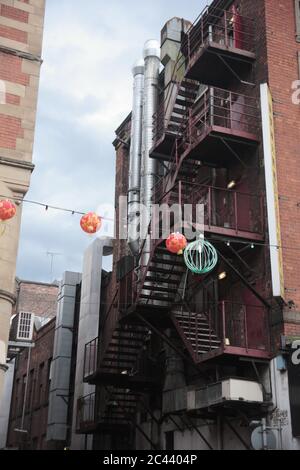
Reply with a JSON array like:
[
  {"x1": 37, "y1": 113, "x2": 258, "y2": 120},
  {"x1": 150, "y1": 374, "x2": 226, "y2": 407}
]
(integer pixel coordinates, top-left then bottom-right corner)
[
  {"x1": 214, "y1": 52, "x2": 255, "y2": 87},
  {"x1": 136, "y1": 314, "x2": 203, "y2": 375},
  {"x1": 182, "y1": 414, "x2": 214, "y2": 450},
  {"x1": 216, "y1": 249, "x2": 271, "y2": 309},
  {"x1": 223, "y1": 417, "x2": 251, "y2": 450},
  {"x1": 227, "y1": 244, "x2": 256, "y2": 275}
]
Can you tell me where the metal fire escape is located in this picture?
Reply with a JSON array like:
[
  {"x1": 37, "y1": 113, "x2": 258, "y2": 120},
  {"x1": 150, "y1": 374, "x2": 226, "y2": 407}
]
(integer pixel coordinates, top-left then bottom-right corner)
[
  {"x1": 120, "y1": 4, "x2": 271, "y2": 364},
  {"x1": 78, "y1": 4, "x2": 272, "y2": 441}
]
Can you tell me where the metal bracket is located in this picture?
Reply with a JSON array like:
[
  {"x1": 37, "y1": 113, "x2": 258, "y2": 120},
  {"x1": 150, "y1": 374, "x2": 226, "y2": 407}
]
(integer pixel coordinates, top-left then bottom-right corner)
[
  {"x1": 216, "y1": 249, "x2": 271, "y2": 309},
  {"x1": 219, "y1": 137, "x2": 248, "y2": 168},
  {"x1": 223, "y1": 416, "x2": 251, "y2": 450},
  {"x1": 215, "y1": 52, "x2": 255, "y2": 87},
  {"x1": 182, "y1": 414, "x2": 214, "y2": 450}
]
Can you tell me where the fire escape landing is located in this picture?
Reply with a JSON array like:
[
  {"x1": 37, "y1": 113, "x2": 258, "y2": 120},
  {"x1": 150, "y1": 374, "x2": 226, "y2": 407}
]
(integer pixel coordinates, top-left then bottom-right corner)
[{"x1": 181, "y1": 5, "x2": 256, "y2": 87}]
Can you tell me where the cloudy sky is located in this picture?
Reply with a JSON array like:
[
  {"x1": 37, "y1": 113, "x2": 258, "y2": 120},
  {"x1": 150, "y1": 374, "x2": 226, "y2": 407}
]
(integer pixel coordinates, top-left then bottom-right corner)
[{"x1": 16, "y1": 0, "x2": 207, "y2": 283}]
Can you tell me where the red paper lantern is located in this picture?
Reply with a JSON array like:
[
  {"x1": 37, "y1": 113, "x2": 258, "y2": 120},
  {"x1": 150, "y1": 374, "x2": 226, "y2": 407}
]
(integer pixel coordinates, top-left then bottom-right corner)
[
  {"x1": 166, "y1": 232, "x2": 187, "y2": 255},
  {"x1": 0, "y1": 199, "x2": 16, "y2": 221},
  {"x1": 80, "y1": 212, "x2": 102, "y2": 234}
]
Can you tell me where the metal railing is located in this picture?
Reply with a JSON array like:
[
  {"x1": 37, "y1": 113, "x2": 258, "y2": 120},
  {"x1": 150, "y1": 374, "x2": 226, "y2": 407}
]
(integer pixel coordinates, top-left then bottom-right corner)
[
  {"x1": 177, "y1": 301, "x2": 270, "y2": 355},
  {"x1": 188, "y1": 87, "x2": 260, "y2": 141},
  {"x1": 183, "y1": 5, "x2": 255, "y2": 63},
  {"x1": 154, "y1": 181, "x2": 264, "y2": 237},
  {"x1": 219, "y1": 301, "x2": 270, "y2": 352},
  {"x1": 83, "y1": 337, "x2": 98, "y2": 379},
  {"x1": 76, "y1": 393, "x2": 96, "y2": 433}
]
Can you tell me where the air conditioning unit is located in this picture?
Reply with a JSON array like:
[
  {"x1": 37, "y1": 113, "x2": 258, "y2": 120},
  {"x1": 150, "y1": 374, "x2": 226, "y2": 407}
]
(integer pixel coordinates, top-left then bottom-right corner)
[
  {"x1": 187, "y1": 379, "x2": 264, "y2": 411},
  {"x1": 10, "y1": 312, "x2": 34, "y2": 342}
]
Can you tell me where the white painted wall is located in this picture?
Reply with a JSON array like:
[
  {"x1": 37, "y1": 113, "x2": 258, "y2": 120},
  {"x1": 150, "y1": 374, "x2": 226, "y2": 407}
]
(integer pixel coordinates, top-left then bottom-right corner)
[
  {"x1": 269, "y1": 357, "x2": 300, "y2": 450},
  {"x1": 70, "y1": 237, "x2": 113, "y2": 450},
  {"x1": 0, "y1": 361, "x2": 15, "y2": 449}
]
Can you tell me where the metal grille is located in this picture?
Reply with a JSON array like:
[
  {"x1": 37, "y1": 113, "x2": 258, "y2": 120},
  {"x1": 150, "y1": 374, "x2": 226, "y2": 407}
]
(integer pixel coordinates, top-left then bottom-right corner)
[{"x1": 16, "y1": 312, "x2": 34, "y2": 341}]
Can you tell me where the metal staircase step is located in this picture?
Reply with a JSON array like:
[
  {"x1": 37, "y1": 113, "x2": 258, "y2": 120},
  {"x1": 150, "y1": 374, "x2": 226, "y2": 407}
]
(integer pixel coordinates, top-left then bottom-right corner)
[
  {"x1": 147, "y1": 266, "x2": 184, "y2": 276},
  {"x1": 140, "y1": 294, "x2": 173, "y2": 302},
  {"x1": 181, "y1": 81, "x2": 199, "y2": 91},
  {"x1": 170, "y1": 115, "x2": 186, "y2": 124},
  {"x1": 145, "y1": 276, "x2": 180, "y2": 285},
  {"x1": 103, "y1": 357, "x2": 137, "y2": 366},
  {"x1": 178, "y1": 87, "x2": 197, "y2": 98},
  {"x1": 107, "y1": 342, "x2": 143, "y2": 350},
  {"x1": 99, "y1": 365, "x2": 135, "y2": 371},
  {"x1": 112, "y1": 331, "x2": 145, "y2": 340},
  {"x1": 105, "y1": 348, "x2": 139, "y2": 356},
  {"x1": 151, "y1": 257, "x2": 184, "y2": 267},
  {"x1": 173, "y1": 106, "x2": 188, "y2": 115},
  {"x1": 142, "y1": 285, "x2": 178, "y2": 294},
  {"x1": 189, "y1": 338, "x2": 221, "y2": 345},
  {"x1": 175, "y1": 98, "x2": 193, "y2": 108}
]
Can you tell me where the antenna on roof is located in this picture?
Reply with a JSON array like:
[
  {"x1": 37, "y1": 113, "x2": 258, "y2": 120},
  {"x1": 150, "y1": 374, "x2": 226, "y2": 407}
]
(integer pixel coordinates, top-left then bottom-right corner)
[{"x1": 46, "y1": 251, "x2": 62, "y2": 279}]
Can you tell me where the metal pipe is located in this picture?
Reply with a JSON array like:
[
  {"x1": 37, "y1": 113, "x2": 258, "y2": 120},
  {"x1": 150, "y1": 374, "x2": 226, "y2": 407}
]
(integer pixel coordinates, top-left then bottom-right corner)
[
  {"x1": 128, "y1": 59, "x2": 145, "y2": 256},
  {"x1": 21, "y1": 345, "x2": 32, "y2": 432},
  {"x1": 140, "y1": 40, "x2": 161, "y2": 269}
]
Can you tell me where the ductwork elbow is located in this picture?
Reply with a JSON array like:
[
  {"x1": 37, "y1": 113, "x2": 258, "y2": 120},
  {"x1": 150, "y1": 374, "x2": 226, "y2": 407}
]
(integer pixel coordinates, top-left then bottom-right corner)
[{"x1": 143, "y1": 39, "x2": 160, "y2": 59}]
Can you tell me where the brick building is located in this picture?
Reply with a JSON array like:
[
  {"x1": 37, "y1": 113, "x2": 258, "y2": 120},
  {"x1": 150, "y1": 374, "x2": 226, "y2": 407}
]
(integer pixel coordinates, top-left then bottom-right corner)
[
  {"x1": 6, "y1": 316, "x2": 55, "y2": 450},
  {"x1": 0, "y1": 279, "x2": 58, "y2": 449},
  {"x1": 13, "y1": 278, "x2": 59, "y2": 319},
  {"x1": 75, "y1": 0, "x2": 300, "y2": 451},
  {"x1": 0, "y1": 0, "x2": 46, "y2": 401}
]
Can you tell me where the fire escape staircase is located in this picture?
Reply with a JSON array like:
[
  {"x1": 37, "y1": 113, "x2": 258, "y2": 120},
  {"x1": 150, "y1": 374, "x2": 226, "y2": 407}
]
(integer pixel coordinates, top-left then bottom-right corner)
[
  {"x1": 139, "y1": 244, "x2": 186, "y2": 306},
  {"x1": 172, "y1": 310, "x2": 221, "y2": 361},
  {"x1": 97, "y1": 323, "x2": 154, "y2": 385},
  {"x1": 168, "y1": 79, "x2": 199, "y2": 136},
  {"x1": 99, "y1": 387, "x2": 141, "y2": 429},
  {"x1": 152, "y1": 77, "x2": 200, "y2": 161},
  {"x1": 137, "y1": 242, "x2": 224, "y2": 364}
]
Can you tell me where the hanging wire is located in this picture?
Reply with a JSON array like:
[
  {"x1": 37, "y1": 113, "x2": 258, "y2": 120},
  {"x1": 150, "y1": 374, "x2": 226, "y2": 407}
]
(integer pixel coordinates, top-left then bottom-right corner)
[{"x1": 0, "y1": 194, "x2": 114, "y2": 222}]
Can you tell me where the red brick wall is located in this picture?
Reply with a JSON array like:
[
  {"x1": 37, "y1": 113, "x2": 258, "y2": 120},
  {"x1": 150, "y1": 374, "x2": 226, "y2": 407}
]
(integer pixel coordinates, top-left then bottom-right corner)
[
  {"x1": 0, "y1": 113, "x2": 23, "y2": 149},
  {"x1": 0, "y1": 4, "x2": 29, "y2": 24},
  {"x1": 0, "y1": 52, "x2": 29, "y2": 86},
  {"x1": 13, "y1": 281, "x2": 59, "y2": 318},
  {"x1": 0, "y1": 24, "x2": 27, "y2": 43},
  {"x1": 264, "y1": 1, "x2": 300, "y2": 330},
  {"x1": 109, "y1": 119, "x2": 131, "y2": 299},
  {"x1": 7, "y1": 318, "x2": 56, "y2": 450},
  {"x1": 0, "y1": 1, "x2": 44, "y2": 154}
]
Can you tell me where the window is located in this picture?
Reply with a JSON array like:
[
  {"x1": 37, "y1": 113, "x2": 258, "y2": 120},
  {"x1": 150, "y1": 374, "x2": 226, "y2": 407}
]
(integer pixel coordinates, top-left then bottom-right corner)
[
  {"x1": 27, "y1": 369, "x2": 34, "y2": 412},
  {"x1": 46, "y1": 358, "x2": 52, "y2": 401},
  {"x1": 14, "y1": 378, "x2": 20, "y2": 418},
  {"x1": 296, "y1": 0, "x2": 300, "y2": 42},
  {"x1": 38, "y1": 362, "x2": 44, "y2": 406}
]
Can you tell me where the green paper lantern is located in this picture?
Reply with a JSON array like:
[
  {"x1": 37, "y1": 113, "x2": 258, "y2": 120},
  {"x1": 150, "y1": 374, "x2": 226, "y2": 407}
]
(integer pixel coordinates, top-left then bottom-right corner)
[{"x1": 184, "y1": 237, "x2": 218, "y2": 274}]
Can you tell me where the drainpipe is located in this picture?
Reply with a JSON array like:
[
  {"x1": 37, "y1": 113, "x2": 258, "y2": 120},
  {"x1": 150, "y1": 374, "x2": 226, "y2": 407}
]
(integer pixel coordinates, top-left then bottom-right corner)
[
  {"x1": 128, "y1": 59, "x2": 145, "y2": 256},
  {"x1": 140, "y1": 40, "x2": 161, "y2": 269}
]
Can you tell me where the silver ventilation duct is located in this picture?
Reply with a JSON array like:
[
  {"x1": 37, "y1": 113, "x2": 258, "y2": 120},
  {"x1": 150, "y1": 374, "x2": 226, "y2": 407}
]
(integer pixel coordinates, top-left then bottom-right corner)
[
  {"x1": 140, "y1": 40, "x2": 161, "y2": 269},
  {"x1": 128, "y1": 59, "x2": 145, "y2": 256}
]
